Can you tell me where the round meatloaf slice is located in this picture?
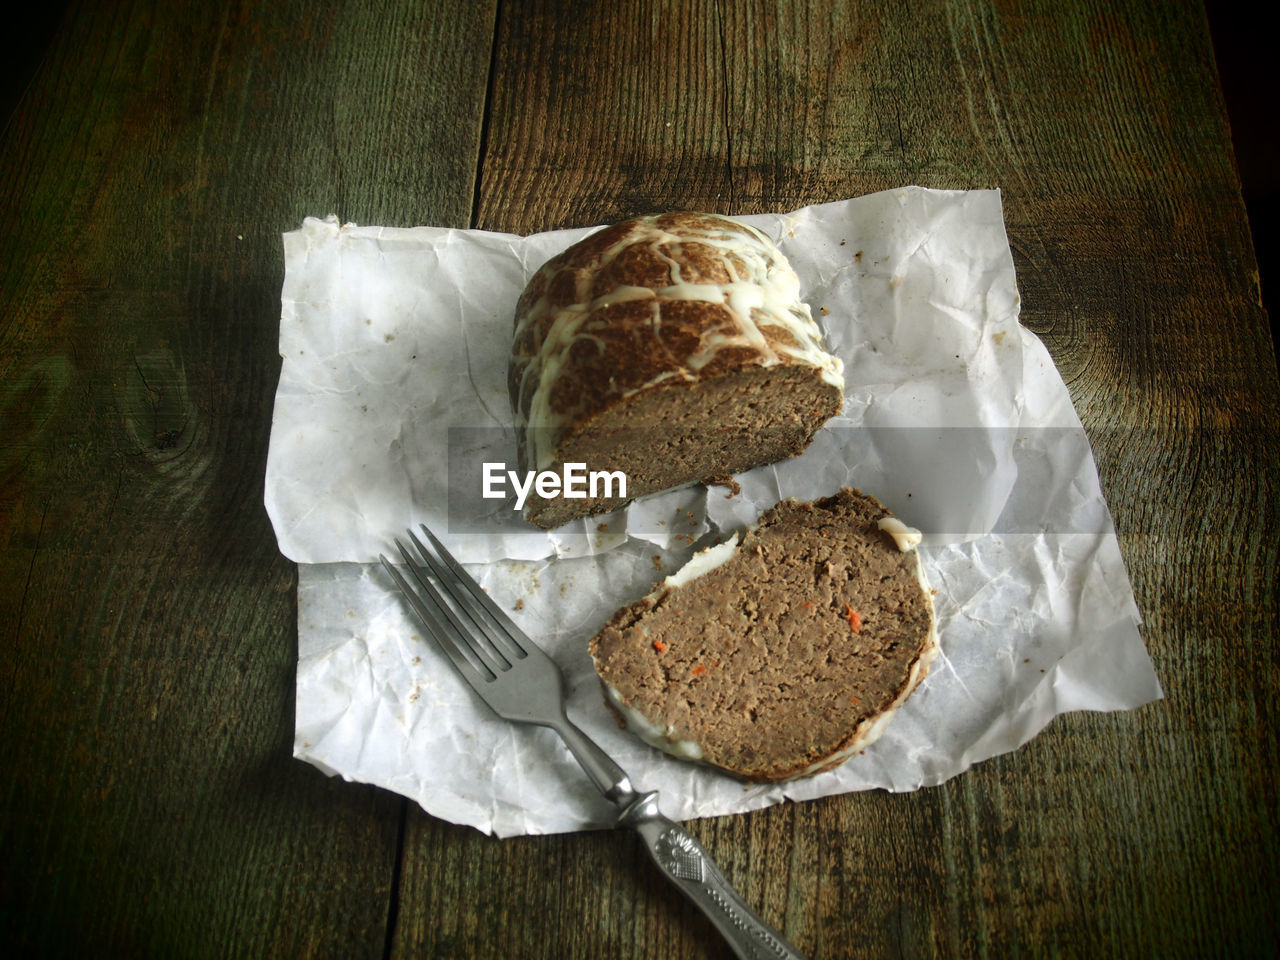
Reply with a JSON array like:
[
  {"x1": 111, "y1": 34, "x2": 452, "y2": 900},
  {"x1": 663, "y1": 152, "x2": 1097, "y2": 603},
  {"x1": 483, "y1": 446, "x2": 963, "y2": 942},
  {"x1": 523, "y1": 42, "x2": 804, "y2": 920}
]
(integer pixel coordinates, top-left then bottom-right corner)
[
  {"x1": 508, "y1": 211, "x2": 844, "y2": 529},
  {"x1": 589, "y1": 488, "x2": 938, "y2": 782}
]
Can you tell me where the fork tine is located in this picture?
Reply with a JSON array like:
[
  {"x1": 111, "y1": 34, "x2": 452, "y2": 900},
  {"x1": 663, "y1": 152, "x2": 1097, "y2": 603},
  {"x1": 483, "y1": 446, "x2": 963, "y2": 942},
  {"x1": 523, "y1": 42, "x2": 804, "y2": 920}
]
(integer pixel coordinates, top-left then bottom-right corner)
[
  {"x1": 413, "y1": 524, "x2": 530, "y2": 659},
  {"x1": 392, "y1": 536, "x2": 516, "y2": 678},
  {"x1": 407, "y1": 526, "x2": 529, "y2": 664},
  {"x1": 380, "y1": 551, "x2": 497, "y2": 683},
  {"x1": 399, "y1": 535, "x2": 519, "y2": 675}
]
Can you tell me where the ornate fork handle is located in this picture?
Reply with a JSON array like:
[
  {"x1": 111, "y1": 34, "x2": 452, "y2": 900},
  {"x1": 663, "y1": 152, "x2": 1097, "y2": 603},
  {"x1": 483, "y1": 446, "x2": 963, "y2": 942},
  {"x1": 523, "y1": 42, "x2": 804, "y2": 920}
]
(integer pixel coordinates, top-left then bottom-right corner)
[
  {"x1": 555, "y1": 714, "x2": 806, "y2": 959},
  {"x1": 617, "y1": 791, "x2": 805, "y2": 960}
]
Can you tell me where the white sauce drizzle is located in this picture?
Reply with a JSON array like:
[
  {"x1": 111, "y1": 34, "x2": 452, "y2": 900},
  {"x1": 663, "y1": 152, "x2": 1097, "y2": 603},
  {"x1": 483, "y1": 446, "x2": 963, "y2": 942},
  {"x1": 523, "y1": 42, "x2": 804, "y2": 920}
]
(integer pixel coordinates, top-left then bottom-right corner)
[{"x1": 512, "y1": 214, "x2": 845, "y2": 469}]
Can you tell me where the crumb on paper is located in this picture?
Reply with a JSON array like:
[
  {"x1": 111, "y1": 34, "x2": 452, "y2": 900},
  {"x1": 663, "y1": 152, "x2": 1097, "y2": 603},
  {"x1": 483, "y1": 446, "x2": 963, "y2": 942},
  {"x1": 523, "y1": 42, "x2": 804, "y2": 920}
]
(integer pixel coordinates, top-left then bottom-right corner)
[
  {"x1": 994, "y1": 331, "x2": 1007, "y2": 345},
  {"x1": 514, "y1": 598, "x2": 524, "y2": 611},
  {"x1": 597, "y1": 522, "x2": 609, "y2": 532},
  {"x1": 819, "y1": 306, "x2": 830, "y2": 315},
  {"x1": 855, "y1": 249, "x2": 863, "y2": 262},
  {"x1": 651, "y1": 555, "x2": 663, "y2": 571}
]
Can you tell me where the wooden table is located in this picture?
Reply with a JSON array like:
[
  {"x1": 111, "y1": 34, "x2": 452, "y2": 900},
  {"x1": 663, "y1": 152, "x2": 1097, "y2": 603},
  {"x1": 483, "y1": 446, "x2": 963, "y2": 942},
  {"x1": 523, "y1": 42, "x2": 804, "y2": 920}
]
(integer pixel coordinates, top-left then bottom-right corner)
[{"x1": 3, "y1": 2, "x2": 1276, "y2": 957}]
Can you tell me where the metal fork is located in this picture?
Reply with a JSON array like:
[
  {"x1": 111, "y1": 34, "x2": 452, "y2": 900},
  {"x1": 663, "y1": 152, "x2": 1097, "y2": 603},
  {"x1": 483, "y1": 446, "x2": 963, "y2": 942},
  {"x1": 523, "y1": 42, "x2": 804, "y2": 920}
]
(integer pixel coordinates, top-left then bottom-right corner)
[{"x1": 381, "y1": 525, "x2": 807, "y2": 960}]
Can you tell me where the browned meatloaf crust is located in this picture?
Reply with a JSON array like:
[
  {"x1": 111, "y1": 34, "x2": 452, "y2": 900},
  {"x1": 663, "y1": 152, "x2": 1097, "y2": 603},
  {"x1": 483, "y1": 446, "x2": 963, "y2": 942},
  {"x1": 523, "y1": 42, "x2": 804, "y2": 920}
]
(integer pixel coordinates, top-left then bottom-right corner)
[
  {"x1": 589, "y1": 488, "x2": 937, "y2": 782},
  {"x1": 508, "y1": 211, "x2": 844, "y2": 529}
]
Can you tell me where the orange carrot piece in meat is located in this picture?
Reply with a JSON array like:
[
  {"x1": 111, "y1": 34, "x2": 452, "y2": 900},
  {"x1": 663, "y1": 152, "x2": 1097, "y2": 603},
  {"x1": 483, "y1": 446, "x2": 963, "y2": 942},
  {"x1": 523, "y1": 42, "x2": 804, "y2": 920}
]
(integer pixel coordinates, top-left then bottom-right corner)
[{"x1": 844, "y1": 604, "x2": 862, "y2": 633}]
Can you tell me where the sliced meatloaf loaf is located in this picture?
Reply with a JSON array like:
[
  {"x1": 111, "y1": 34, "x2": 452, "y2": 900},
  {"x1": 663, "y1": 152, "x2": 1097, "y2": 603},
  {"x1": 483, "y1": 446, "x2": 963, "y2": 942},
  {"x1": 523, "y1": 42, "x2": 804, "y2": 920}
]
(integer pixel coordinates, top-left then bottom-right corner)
[
  {"x1": 508, "y1": 211, "x2": 844, "y2": 529},
  {"x1": 589, "y1": 488, "x2": 937, "y2": 782}
]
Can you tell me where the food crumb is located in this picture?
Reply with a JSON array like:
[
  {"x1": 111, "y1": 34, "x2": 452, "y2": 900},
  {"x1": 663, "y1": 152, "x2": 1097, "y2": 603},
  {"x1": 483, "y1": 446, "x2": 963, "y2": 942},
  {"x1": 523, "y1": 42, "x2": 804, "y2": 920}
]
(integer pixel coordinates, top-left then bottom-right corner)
[
  {"x1": 703, "y1": 474, "x2": 741, "y2": 497},
  {"x1": 819, "y1": 306, "x2": 830, "y2": 315},
  {"x1": 651, "y1": 555, "x2": 663, "y2": 571},
  {"x1": 514, "y1": 598, "x2": 524, "y2": 611},
  {"x1": 855, "y1": 250, "x2": 863, "y2": 262},
  {"x1": 597, "y1": 522, "x2": 609, "y2": 532},
  {"x1": 653, "y1": 639, "x2": 668, "y2": 652},
  {"x1": 691, "y1": 664, "x2": 708, "y2": 676}
]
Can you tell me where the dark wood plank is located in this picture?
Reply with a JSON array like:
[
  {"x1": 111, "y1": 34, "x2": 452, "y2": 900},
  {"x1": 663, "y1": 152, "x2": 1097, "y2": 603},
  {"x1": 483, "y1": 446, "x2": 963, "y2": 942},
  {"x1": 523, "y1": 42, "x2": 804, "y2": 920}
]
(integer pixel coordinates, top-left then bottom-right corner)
[
  {"x1": 394, "y1": 1, "x2": 1278, "y2": 958},
  {"x1": 0, "y1": 0, "x2": 495, "y2": 955},
  {"x1": 474, "y1": 0, "x2": 734, "y2": 231}
]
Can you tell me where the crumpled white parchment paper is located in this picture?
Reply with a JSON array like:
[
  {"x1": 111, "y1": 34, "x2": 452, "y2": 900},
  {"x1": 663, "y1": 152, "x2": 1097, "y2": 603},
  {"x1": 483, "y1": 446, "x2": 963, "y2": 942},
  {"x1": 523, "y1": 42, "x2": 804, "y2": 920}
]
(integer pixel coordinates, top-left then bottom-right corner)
[{"x1": 266, "y1": 188, "x2": 1163, "y2": 837}]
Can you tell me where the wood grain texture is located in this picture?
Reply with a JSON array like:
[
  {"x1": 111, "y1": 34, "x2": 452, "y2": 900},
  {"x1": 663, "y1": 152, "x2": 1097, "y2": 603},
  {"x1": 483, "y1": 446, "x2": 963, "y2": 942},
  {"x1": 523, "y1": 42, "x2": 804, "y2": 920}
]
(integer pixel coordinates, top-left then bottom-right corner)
[
  {"x1": 1, "y1": 0, "x2": 494, "y2": 955},
  {"x1": 475, "y1": 0, "x2": 734, "y2": 230},
  {"x1": 2, "y1": 0, "x2": 1276, "y2": 958}
]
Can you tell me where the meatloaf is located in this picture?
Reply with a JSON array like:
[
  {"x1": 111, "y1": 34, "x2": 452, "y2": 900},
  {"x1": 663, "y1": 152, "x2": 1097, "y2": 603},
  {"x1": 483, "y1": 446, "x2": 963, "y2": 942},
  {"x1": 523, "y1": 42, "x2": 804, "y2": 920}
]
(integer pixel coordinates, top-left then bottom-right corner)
[
  {"x1": 508, "y1": 211, "x2": 844, "y2": 529},
  {"x1": 589, "y1": 488, "x2": 937, "y2": 782}
]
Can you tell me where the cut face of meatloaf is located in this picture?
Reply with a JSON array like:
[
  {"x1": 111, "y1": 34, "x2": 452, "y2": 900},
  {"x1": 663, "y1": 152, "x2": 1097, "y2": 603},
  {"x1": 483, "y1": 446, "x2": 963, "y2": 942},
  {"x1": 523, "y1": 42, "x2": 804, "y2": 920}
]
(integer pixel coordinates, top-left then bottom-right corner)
[
  {"x1": 589, "y1": 488, "x2": 937, "y2": 783},
  {"x1": 508, "y1": 211, "x2": 844, "y2": 529}
]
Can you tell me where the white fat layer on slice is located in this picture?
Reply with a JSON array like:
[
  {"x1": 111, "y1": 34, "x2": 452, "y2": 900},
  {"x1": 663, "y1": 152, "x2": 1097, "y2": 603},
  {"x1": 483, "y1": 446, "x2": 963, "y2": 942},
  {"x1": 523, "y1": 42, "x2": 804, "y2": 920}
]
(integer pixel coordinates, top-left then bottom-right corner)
[
  {"x1": 877, "y1": 516, "x2": 923, "y2": 552},
  {"x1": 603, "y1": 683, "x2": 704, "y2": 760},
  {"x1": 659, "y1": 534, "x2": 740, "y2": 591}
]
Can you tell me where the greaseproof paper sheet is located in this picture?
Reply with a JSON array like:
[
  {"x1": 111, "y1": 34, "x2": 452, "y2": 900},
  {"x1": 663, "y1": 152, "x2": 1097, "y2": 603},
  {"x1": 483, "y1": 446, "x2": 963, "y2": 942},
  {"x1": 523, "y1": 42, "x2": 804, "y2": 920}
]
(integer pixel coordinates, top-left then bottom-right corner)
[{"x1": 266, "y1": 188, "x2": 1163, "y2": 837}]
